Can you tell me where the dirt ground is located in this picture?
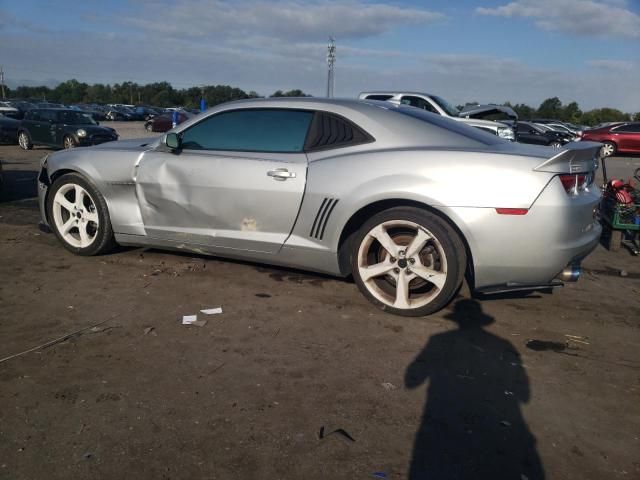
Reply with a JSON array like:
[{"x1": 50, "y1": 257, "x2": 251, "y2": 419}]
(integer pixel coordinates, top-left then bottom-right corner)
[{"x1": 0, "y1": 123, "x2": 639, "y2": 480}]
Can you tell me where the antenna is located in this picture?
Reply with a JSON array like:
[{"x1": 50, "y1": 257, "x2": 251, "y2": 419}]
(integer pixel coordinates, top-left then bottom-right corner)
[{"x1": 326, "y1": 37, "x2": 336, "y2": 98}]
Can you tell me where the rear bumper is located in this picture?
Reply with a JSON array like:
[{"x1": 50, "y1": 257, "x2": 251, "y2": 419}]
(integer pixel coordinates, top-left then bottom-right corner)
[{"x1": 444, "y1": 177, "x2": 602, "y2": 290}]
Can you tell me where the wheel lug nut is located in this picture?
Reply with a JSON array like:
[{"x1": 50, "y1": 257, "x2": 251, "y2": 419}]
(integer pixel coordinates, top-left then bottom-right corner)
[
  {"x1": 393, "y1": 268, "x2": 400, "y2": 273},
  {"x1": 409, "y1": 258, "x2": 416, "y2": 264},
  {"x1": 406, "y1": 268, "x2": 412, "y2": 274},
  {"x1": 390, "y1": 257, "x2": 396, "y2": 262}
]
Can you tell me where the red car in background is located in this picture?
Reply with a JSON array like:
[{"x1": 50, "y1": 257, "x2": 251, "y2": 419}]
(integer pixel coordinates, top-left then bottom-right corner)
[
  {"x1": 144, "y1": 111, "x2": 193, "y2": 133},
  {"x1": 581, "y1": 122, "x2": 640, "y2": 157}
]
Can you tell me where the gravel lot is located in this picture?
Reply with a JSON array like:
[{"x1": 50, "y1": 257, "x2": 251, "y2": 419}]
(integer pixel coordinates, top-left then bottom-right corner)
[{"x1": 0, "y1": 122, "x2": 639, "y2": 480}]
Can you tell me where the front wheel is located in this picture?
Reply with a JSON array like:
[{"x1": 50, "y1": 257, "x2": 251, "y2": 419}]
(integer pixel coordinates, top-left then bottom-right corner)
[
  {"x1": 46, "y1": 173, "x2": 116, "y2": 256},
  {"x1": 351, "y1": 207, "x2": 466, "y2": 317},
  {"x1": 63, "y1": 135, "x2": 76, "y2": 149}
]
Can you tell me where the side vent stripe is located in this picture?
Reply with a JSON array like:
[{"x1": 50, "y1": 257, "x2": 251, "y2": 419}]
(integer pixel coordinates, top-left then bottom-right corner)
[
  {"x1": 310, "y1": 198, "x2": 340, "y2": 240},
  {"x1": 313, "y1": 199, "x2": 333, "y2": 238},
  {"x1": 310, "y1": 198, "x2": 328, "y2": 237},
  {"x1": 319, "y1": 199, "x2": 339, "y2": 240}
]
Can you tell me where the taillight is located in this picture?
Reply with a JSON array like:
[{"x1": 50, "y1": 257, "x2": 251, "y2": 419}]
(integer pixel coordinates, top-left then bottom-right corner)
[{"x1": 558, "y1": 173, "x2": 593, "y2": 195}]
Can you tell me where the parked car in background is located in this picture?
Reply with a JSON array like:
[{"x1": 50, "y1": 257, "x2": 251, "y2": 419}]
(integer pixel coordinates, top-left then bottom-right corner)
[
  {"x1": 144, "y1": 111, "x2": 192, "y2": 132},
  {"x1": 18, "y1": 109, "x2": 118, "y2": 150},
  {"x1": 0, "y1": 116, "x2": 19, "y2": 144},
  {"x1": 105, "y1": 107, "x2": 133, "y2": 121},
  {"x1": 133, "y1": 106, "x2": 162, "y2": 120},
  {"x1": 2, "y1": 100, "x2": 35, "y2": 119},
  {"x1": 359, "y1": 92, "x2": 516, "y2": 141},
  {"x1": 0, "y1": 103, "x2": 20, "y2": 119},
  {"x1": 37, "y1": 98, "x2": 602, "y2": 317},
  {"x1": 516, "y1": 122, "x2": 570, "y2": 148},
  {"x1": 581, "y1": 122, "x2": 640, "y2": 156}
]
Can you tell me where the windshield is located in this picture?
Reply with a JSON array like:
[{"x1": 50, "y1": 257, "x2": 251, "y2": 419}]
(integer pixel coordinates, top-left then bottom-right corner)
[
  {"x1": 430, "y1": 95, "x2": 460, "y2": 117},
  {"x1": 59, "y1": 111, "x2": 97, "y2": 125}
]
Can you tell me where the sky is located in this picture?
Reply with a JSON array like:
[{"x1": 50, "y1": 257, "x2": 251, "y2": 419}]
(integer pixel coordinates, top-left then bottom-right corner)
[{"x1": 1, "y1": 0, "x2": 639, "y2": 111}]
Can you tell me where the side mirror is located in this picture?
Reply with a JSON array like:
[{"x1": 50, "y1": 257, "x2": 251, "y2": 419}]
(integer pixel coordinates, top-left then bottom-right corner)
[{"x1": 165, "y1": 132, "x2": 180, "y2": 149}]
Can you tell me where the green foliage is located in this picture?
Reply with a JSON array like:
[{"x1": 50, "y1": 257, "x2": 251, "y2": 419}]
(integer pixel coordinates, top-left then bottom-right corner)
[
  {"x1": 5, "y1": 80, "x2": 633, "y2": 126},
  {"x1": 270, "y1": 89, "x2": 311, "y2": 97},
  {"x1": 7, "y1": 80, "x2": 253, "y2": 108}
]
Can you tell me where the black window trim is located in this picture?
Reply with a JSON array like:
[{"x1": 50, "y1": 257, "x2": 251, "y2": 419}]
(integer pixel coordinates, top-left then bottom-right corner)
[{"x1": 303, "y1": 111, "x2": 375, "y2": 153}]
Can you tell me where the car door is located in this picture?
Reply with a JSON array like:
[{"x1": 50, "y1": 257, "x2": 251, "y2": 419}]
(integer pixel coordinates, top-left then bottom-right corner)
[
  {"x1": 38, "y1": 110, "x2": 59, "y2": 145},
  {"x1": 516, "y1": 123, "x2": 547, "y2": 145},
  {"x1": 612, "y1": 124, "x2": 640, "y2": 153},
  {"x1": 135, "y1": 108, "x2": 313, "y2": 254},
  {"x1": 23, "y1": 110, "x2": 46, "y2": 144}
]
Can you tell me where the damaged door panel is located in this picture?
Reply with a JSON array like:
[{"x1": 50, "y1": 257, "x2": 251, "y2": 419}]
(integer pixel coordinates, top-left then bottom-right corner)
[{"x1": 135, "y1": 149, "x2": 307, "y2": 253}]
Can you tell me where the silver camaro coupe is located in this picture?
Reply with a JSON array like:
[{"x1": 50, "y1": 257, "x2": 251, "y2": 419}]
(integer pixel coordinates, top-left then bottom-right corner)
[{"x1": 37, "y1": 98, "x2": 602, "y2": 316}]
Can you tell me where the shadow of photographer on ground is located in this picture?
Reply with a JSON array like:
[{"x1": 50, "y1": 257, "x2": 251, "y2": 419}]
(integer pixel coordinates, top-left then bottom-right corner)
[{"x1": 405, "y1": 299, "x2": 544, "y2": 479}]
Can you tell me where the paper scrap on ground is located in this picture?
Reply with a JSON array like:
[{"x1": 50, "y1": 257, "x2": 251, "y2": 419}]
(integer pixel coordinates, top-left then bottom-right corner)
[
  {"x1": 182, "y1": 315, "x2": 198, "y2": 325},
  {"x1": 200, "y1": 307, "x2": 223, "y2": 315}
]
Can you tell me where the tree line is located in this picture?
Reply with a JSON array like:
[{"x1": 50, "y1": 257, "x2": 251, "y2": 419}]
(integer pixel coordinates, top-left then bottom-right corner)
[
  {"x1": 460, "y1": 97, "x2": 636, "y2": 126},
  {"x1": 4, "y1": 79, "x2": 636, "y2": 126}
]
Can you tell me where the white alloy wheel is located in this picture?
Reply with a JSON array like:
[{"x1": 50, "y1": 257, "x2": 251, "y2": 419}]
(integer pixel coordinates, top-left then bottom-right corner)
[
  {"x1": 18, "y1": 132, "x2": 31, "y2": 150},
  {"x1": 357, "y1": 220, "x2": 448, "y2": 310},
  {"x1": 63, "y1": 136, "x2": 76, "y2": 149},
  {"x1": 601, "y1": 142, "x2": 615, "y2": 157},
  {"x1": 52, "y1": 183, "x2": 100, "y2": 248}
]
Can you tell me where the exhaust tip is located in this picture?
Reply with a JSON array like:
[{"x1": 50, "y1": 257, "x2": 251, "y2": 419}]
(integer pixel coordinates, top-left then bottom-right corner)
[{"x1": 557, "y1": 264, "x2": 581, "y2": 282}]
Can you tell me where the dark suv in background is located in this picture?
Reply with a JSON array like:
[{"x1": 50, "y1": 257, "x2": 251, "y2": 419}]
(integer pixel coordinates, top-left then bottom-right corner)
[{"x1": 18, "y1": 109, "x2": 118, "y2": 150}]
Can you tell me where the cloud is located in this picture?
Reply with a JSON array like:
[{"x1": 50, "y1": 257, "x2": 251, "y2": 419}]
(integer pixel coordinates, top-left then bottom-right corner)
[
  {"x1": 476, "y1": 0, "x2": 640, "y2": 38},
  {"x1": 124, "y1": 0, "x2": 445, "y2": 42},
  {"x1": 587, "y1": 59, "x2": 635, "y2": 70}
]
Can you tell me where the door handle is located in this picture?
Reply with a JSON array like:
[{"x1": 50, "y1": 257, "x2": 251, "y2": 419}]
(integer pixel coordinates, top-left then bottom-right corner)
[{"x1": 267, "y1": 168, "x2": 296, "y2": 181}]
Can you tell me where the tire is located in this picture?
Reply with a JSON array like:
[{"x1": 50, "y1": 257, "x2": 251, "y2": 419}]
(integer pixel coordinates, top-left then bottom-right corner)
[
  {"x1": 18, "y1": 131, "x2": 33, "y2": 150},
  {"x1": 46, "y1": 173, "x2": 116, "y2": 256},
  {"x1": 63, "y1": 135, "x2": 76, "y2": 149},
  {"x1": 601, "y1": 141, "x2": 616, "y2": 157},
  {"x1": 351, "y1": 207, "x2": 466, "y2": 317},
  {"x1": 145, "y1": 122, "x2": 153, "y2": 132}
]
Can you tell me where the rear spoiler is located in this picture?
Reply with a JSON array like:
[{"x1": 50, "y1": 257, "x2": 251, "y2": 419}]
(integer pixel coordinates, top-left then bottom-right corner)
[{"x1": 533, "y1": 142, "x2": 601, "y2": 173}]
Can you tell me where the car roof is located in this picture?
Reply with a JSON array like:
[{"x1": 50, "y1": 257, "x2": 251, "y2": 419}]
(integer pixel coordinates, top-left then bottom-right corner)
[{"x1": 359, "y1": 91, "x2": 437, "y2": 98}]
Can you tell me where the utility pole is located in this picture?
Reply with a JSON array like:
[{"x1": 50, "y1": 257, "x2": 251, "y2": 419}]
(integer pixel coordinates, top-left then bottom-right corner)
[
  {"x1": 129, "y1": 82, "x2": 133, "y2": 105},
  {"x1": 326, "y1": 37, "x2": 336, "y2": 98},
  {"x1": 0, "y1": 66, "x2": 5, "y2": 100}
]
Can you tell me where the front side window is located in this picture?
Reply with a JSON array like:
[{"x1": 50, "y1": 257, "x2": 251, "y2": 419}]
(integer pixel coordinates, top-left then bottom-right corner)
[{"x1": 181, "y1": 109, "x2": 313, "y2": 153}]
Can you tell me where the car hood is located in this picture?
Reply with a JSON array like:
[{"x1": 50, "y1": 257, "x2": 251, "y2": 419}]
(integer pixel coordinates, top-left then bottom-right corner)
[
  {"x1": 459, "y1": 104, "x2": 518, "y2": 121},
  {"x1": 0, "y1": 116, "x2": 20, "y2": 128},
  {"x1": 91, "y1": 137, "x2": 160, "y2": 151}
]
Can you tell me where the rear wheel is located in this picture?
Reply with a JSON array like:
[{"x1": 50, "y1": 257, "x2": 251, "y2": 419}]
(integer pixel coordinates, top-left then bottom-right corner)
[
  {"x1": 145, "y1": 122, "x2": 153, "y2": 132},
  {"x1": 63, "y1": 135, "x2": 76, "y2": 149},
  {"x1": 46, "y1": 173, "x2": 116, "y2": 256},
  {"x1": 351, "y1": 207, "x2": 466, "y2": 316},
  {"x1": 18, "y1": 131, "x2": 32, "y2": 150},
  {"x1": 601, "y1": 141, "x2": 616, "y2": 157}
]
